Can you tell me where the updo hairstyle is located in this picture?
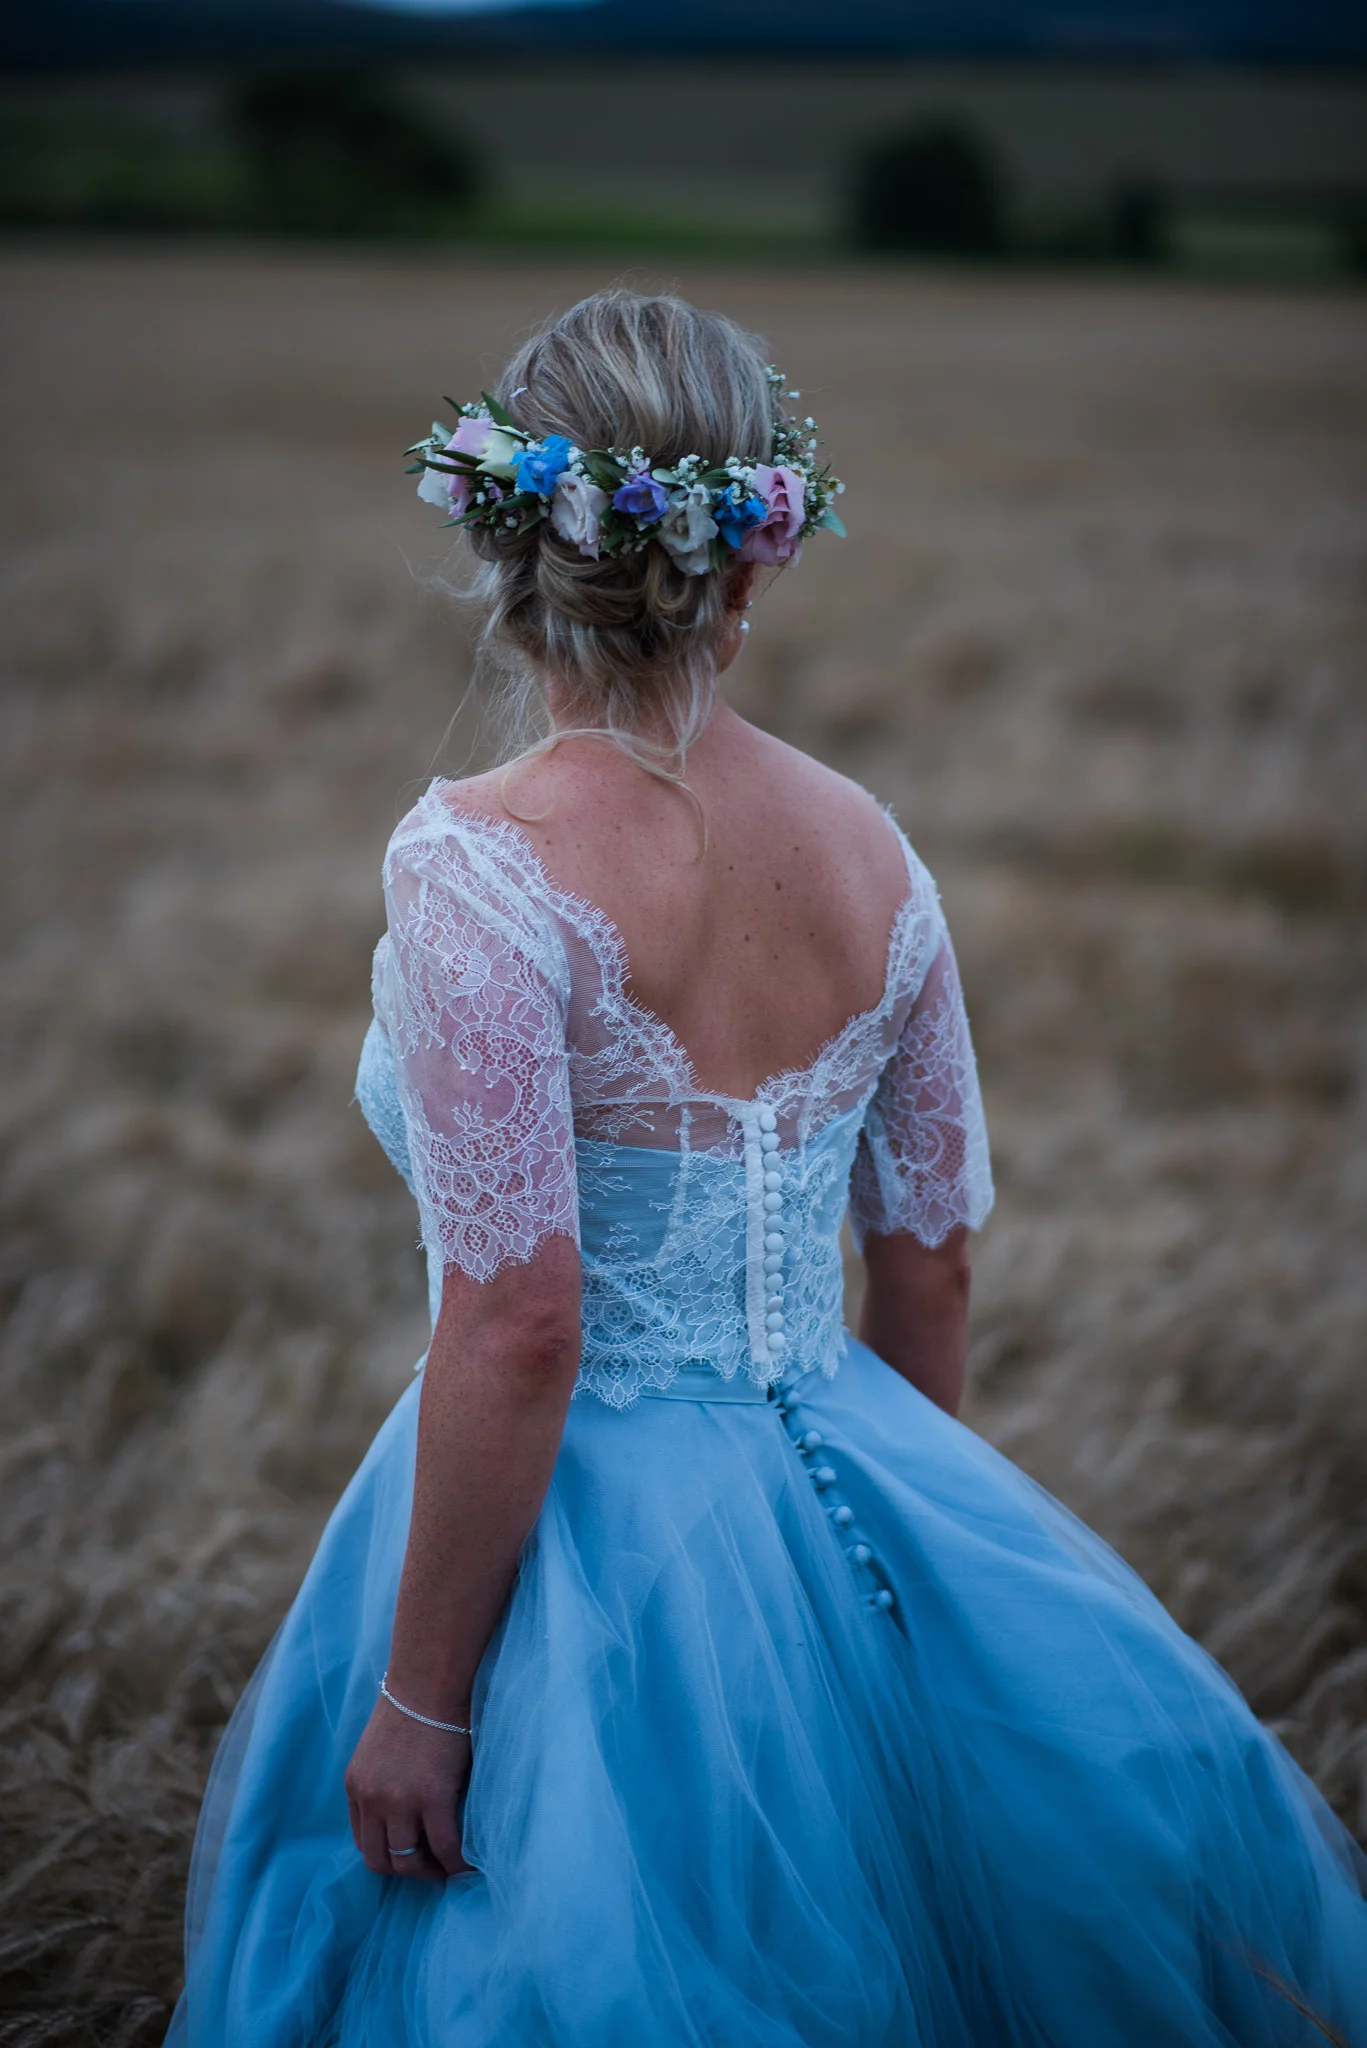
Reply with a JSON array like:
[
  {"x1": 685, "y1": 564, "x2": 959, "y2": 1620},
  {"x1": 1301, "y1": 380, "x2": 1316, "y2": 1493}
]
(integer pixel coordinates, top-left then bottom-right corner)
[{"x1": 465, "y1": 289, "x2": 775, "y2": 758}]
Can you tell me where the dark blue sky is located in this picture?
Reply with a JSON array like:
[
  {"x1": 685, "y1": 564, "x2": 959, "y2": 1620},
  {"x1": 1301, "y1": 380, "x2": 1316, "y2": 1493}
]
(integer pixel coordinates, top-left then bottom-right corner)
[
  {"x1": 319, "y1": 0, "x2": 1367, "y2": 62},
  {"x1": 8, "y1": 0, "x2": 1365, "y2": 71}
]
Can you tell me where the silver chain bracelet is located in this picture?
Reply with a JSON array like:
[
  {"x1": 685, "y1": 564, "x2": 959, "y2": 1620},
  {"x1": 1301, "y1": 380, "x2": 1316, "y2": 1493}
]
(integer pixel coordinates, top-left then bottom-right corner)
[{"x1": 379, "y1": 1671, "x2": 472, "y2": 1736}]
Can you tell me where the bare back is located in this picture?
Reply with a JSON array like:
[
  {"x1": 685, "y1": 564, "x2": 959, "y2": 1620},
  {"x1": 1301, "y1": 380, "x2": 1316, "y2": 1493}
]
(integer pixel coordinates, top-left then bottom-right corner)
[{"x1": 447, "y1": 707, "x2": 912, "y2": 1103}]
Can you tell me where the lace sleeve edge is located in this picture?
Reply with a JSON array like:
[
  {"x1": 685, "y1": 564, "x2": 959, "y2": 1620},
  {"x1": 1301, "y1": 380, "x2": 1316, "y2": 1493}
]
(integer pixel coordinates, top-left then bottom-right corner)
[
  {"x1": 424, "y1": 1221, "x2": 582, "y2": 1290},
  {"x1": 846, "y1": 1171, "x2": 995, "y2": 1254}
]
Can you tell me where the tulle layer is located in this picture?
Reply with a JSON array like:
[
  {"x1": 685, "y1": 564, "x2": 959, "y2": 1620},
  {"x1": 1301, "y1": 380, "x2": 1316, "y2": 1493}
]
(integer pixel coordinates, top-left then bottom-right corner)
[{"x1": 169, "y1": 1340, "x2": 1367, "y2": 2048}]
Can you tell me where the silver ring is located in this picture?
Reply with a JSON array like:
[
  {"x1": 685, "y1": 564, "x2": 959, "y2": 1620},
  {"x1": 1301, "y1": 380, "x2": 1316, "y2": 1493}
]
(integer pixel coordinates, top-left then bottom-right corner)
[{"x1": 389, "y1": 1844, "x2": 420, "y2": 1858}]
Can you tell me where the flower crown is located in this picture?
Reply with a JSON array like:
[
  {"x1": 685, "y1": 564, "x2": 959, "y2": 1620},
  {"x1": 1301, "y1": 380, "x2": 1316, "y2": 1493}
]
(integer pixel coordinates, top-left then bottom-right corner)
[{"x1": 406, "y1": 366, "x2": 845, "y2": 576}]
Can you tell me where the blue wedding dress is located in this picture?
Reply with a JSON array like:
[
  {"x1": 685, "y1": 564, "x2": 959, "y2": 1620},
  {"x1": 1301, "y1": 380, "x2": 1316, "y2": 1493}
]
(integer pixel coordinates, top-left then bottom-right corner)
[{"x1": 169, "y1": 784, "x2": 1367, "y2": 2048}]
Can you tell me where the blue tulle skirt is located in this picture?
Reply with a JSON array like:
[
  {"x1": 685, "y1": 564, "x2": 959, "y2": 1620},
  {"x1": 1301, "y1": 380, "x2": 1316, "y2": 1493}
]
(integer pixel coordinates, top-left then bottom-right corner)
[{"x1": 168, "y1": 1338, "x2": 1367, "y2": 2047}]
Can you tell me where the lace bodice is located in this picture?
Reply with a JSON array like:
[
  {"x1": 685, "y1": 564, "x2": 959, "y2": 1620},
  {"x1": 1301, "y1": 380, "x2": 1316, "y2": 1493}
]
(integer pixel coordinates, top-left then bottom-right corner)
[{"x1": 362, "y1": 782, "x2": 992, "y2": 1407}]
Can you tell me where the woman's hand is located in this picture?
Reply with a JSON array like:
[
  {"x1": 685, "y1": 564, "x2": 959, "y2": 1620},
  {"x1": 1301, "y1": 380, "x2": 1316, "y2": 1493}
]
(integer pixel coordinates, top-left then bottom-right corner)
[{"x1": 345, "y1": 1697, "x2": 473, "y2": 1881}]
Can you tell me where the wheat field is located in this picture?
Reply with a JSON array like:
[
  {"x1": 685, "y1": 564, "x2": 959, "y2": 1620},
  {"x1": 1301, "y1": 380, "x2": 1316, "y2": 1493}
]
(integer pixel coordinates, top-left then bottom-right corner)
[{"x1": 1, "y1": 247, "x2": 1364, "y2": 2043}]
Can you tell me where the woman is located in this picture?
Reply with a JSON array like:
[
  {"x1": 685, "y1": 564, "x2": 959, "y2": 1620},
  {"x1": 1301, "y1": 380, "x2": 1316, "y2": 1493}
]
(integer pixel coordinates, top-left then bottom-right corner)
[{"x1": 169, "y1": 290, "x2": 1366, "y2": 2046}]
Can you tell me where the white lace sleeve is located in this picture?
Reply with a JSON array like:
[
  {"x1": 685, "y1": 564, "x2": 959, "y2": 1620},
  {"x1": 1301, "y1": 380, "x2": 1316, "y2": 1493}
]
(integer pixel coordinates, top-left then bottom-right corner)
[
  {"x1": 848, "y1": 906, "x2": 993, "y2": 1250},
  {"x1": 372, "y1": 816, "x2": 579, "y2": 1283}
]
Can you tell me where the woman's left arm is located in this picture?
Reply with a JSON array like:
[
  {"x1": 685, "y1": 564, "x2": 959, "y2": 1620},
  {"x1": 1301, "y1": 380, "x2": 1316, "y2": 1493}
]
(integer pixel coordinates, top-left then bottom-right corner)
[
  {"x1": 349, "y1": 817, "x2": 583, "y2": 1881},
  {"x1": 345, "y1": 1234, "x2": 582, "y2": 1882}
]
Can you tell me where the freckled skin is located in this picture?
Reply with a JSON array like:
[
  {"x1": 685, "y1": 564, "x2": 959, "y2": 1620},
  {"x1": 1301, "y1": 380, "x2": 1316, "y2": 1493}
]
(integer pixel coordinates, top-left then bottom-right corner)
[
  {"x1": 345, "y1": 569, "x2": 971, "y2": 1877},
  {"x1": 452, "y1": 632, "x2": 911, "y2": 1098}
]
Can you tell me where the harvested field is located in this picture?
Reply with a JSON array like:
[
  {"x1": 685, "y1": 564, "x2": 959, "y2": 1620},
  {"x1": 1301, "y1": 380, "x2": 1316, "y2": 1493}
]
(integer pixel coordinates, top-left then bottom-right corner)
[{"x1": 1, "y1": 246, "x2": 1364, "y2": 2043}]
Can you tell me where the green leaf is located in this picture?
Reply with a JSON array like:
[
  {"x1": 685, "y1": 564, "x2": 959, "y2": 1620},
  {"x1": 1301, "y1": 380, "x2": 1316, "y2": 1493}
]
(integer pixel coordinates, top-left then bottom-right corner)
[
  {"x1": 481, "y1": 390, "x2": 515, "y2": 429},
  {"x1": 584, "y1": 454, "x2": 622, "y2": 491},
  {"x1": 817, "y1": 508, "x2": 847, "y2": 538}
]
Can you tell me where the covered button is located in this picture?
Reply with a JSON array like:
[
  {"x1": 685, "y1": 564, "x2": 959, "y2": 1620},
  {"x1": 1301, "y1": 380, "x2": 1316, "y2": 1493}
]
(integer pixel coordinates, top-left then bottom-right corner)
[
  {"x1": 764, "y1": 1232, "x2": 785, "y2": 1254},
  {"x1": 766, "y1": 1331, "x2": 785, "y2": 1355},
  {"x1": 763, "y1": 1192, "x2": 782, "y2": 1214},
  {"x1": 874, "y1": 1589, "x2": 895, "y2": 1611},
  {"x1": 833, "y1": 1505, "x2": 854, "y2": 1527},
  {"x1": 760, "y1": 1131, "x2": 780, "y2": 1154},
  {"x1": 763, "y1": 1171, "x2": 782, "y2": 1193},
  {"x1": 801, "y1": 1430, "x2": 823, "y2": 1451},
  {"x1": 758, "y1": 1107, "x2": 778, "y2": 1133},
  {"x1": 814, "y1": 1466, "x2": 837, "y2": 1487},
  {"x1": 851, "y1": 1544, "x2": 872, "y2": 1565}
]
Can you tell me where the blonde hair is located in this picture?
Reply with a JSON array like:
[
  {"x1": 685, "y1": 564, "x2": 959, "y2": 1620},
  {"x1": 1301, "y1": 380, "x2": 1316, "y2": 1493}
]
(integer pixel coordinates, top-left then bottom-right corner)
[{"x1": 456, "y1": 288, "x2": 775, "y2": 774}]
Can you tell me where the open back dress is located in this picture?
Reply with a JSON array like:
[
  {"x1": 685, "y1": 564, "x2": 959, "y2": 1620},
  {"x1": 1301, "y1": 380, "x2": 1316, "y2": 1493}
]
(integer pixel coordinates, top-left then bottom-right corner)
[{"x1": 168, "y1": 782, "x2": 1367, "y2": 2048}]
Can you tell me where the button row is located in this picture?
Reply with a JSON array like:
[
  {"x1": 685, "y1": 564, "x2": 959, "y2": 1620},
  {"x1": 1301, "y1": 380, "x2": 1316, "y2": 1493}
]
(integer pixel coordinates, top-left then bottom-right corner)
[
  {"x1": 775, "y1": 1381, "x2": 898, "y2": 1619},
  {"x1": 756, "y1": 1107, "x2": 785, "y2": 1357}
]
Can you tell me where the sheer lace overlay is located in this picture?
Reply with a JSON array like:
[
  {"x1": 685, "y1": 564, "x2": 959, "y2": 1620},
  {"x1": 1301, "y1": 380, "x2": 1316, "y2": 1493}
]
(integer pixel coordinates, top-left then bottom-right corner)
[
  {"x1": 847, "y1": 928, "x2": 994, "y2": 1253},
  {"x1": 373, "y1": 813, "x2": 579, "y2": 1285},
  {"x1": 366, "y1": 784, "x2": 992, "y2": 1406}
]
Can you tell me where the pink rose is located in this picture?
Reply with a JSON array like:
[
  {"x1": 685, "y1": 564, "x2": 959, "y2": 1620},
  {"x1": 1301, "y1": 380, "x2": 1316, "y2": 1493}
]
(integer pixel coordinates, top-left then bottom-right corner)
[
  {"x1": 738, "y1": 464, "x2": 806, "y2": 566},
  {"x1": 450, "y1": 414, "x2": 494, "y2": 460},
  {"x1": 453, "y1": 415, "x2": 520, "y2": 479}
]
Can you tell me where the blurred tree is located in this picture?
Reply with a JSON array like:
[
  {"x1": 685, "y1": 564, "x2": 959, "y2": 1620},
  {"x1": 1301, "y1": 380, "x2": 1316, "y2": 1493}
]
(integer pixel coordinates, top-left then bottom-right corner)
[
  {"x1": 1342, "y1": 199, "x2": 1367, "y2": 273},
  {"x1": 227, "y1": 62, "x2": 480, "y2": 232},
  {"x1": 1105, "y1": 174, "x2": 1172, "y2": 263},
  {"x1": 847, "y1": 117, "x2": 1008, "y2": 255}
]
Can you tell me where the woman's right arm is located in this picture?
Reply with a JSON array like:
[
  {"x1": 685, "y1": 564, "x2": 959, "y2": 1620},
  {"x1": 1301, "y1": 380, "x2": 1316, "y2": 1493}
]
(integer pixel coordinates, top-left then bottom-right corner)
[
  {"x1": 849, "y1": 869, "x2": 993, "y2": 1412},
  {"x1": 858, "y1": 1226, "x2": 970, "y2": 1416}
]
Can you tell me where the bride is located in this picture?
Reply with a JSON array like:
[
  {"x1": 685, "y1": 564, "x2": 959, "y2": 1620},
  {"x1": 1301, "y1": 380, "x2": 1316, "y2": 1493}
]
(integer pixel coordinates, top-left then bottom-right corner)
[{"x1": 168, "y1": 289, "x2": 1365, "y2": 2046}]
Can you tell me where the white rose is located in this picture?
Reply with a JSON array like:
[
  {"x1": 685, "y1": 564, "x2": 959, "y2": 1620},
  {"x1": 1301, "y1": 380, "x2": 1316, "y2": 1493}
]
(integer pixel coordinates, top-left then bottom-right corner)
[
  {"x1": 477, "y1": 427, "x2": 522, "y2": 480},
  {"x1": 416, "y1": 461, "x2": 455, "y2": 509},
  {"x1": 415, "y1": 430, "x2": 467, "y2": 513},
  {"x1": 657, "y1": 483, "x2": 719, "y2": 577},
  {"x1": 550, "y1": 472, "x2": 608, "y2": 558}
]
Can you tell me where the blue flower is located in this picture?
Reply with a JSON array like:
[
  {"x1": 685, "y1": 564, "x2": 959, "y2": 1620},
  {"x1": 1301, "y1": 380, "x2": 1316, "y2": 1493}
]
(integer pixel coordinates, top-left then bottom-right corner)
[
  {"x1": 513, "y1": 435, "x2": 573, "y2": 498},
  {"x1": 712, "y1": 487, "x2": 768, "y2": 551},
  {"x1": 612, "y1": 475, "x2": 671, "y2": 524}
]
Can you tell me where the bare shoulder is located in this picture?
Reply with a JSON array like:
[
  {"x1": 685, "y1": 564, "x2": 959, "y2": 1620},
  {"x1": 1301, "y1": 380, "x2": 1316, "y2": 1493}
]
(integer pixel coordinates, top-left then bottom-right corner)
[
  {"x1": 738, "y1": 723, "x2": 911, "y2": 899},
  {"x1": 428, "y1": 766, "x2": 510, "y2": 827}
]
